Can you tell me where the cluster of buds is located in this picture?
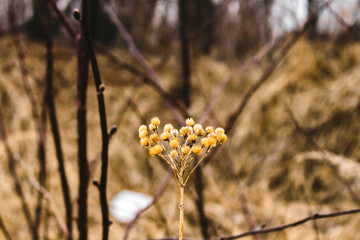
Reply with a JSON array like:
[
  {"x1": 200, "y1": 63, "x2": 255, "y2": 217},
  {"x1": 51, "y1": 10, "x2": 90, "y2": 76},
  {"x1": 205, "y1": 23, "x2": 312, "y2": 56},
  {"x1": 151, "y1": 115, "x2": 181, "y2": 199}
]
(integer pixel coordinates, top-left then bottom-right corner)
[{"x1": 138, "y1": 117, "x2": 227, "y2": 185}]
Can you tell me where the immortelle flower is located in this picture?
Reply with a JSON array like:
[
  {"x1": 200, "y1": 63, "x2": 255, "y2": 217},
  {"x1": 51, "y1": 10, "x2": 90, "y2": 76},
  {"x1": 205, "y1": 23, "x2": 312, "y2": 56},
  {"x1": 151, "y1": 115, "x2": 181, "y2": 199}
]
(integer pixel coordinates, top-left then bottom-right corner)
[{"x1": 138, "y1": 117, "x2": 227, "y2": 240}]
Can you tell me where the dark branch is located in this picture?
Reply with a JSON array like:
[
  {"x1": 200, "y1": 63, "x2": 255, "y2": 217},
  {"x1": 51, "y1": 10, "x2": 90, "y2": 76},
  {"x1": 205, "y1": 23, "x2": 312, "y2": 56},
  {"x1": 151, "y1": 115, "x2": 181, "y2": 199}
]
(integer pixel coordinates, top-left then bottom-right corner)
[{"x1": 81, "y1": 1, "x2": 111, "y2": 239}]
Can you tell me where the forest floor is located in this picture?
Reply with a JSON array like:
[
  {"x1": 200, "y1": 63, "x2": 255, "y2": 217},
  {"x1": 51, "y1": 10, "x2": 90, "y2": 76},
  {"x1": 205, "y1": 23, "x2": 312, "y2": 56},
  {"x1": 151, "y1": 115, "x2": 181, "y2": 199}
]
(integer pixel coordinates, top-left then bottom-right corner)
[{"x1": 1, "y1": 34, "x2": 360, "y2": 240}]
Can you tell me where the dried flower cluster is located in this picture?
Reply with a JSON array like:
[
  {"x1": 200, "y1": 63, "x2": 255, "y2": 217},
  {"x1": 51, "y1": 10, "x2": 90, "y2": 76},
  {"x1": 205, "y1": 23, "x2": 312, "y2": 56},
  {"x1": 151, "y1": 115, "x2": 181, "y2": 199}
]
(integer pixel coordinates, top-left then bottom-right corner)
[
  {"x1": 139, "y1": 117, "x2": 227, "y2": 240},
  {"x1": 138, "y1": 117, "x2": 227, "y2": 182}
]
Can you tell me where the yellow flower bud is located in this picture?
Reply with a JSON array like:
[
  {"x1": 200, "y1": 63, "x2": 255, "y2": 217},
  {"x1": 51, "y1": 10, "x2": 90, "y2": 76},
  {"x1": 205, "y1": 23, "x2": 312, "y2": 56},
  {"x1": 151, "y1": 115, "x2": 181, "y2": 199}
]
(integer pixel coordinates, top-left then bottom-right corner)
[
  {"x1": 192, "y1": 145, "x2": 202, "y2": 155},
  {"x1": 182, "y1": 146, "x2": 191, "y2": 155},
  {"x1": 138, "y1": 125, "x2": 147, "y2": 133},
  {"x1": 163, "y1": 123, "x2": 174, "y2": 133},
  {"x1": 215, "y1": 127, "x2": 225, "y2": 135},
  {"x1": 151, "y1": 117, "x2": 160, "y2": 126},
  {"x1": 207, "y1": 137, "x2": 217, "y2": 148},
  {"x1": 201, "y1": 138, "x2": 209, "y2": 148},
  {"x1": 149, "y1": 123, "x2": 156, "y2": 131},
  {"x1": 149, "y1": 145, "x2": 162, "y2": 156},
  {"x1": 150, "y1": 133, "x2": 159, "y2": 143},
  {"x1": 160, "y1": 132, "x2": 170, "y2": 140},
  {"x1": 170, "y1": 137, "x2": 179, "y2": 148},
  {"x1": 140, "y1": 137, "x2": 149, "y2": 146},
  {"x1": 170, "y1": 150, "x2": 178, "y2": 158},
  {"x1": 205, "y1": 126, "x2": 214, "y2": 134},
  {"x1": 217, "y1": 133, "x2": 227, "y2": 144},
  {"x1": 139, "y1": 130, "x2": 148, "y2": 139},
  {"x1": 180, "y1": 126, "x2": 190, "y2": 136},
  {"x1": 185, "y1": 118, "x2": 195, "y2": 126},
  {"x1": 188, "y1": 134, "x2": 197, "y2": 143},
  {"x1": 171, "y1": 129, "x2": 179, "y2": 137}
]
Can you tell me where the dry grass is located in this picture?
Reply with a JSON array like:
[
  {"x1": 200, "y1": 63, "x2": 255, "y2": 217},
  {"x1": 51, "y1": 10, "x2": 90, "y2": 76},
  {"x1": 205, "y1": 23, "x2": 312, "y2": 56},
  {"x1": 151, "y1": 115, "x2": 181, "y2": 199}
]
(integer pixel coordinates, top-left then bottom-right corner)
[{"x1": 1, "y1": 34, "x2": 360, "y2": 239}]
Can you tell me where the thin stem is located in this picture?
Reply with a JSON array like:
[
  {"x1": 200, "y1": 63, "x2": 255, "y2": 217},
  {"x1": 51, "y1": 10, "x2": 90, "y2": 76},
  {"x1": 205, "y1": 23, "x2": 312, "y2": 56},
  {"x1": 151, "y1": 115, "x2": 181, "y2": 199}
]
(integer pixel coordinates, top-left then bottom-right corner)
[
  {"x1": 184, "y1": 151, "x2": 210, "y2": 186},
  {"x1": 45, "y1": 1, "x2": 73, "y2": 238},
  {"x1": 81, "y1": 0, "x2": 111, "y2": 238},
  {"x1": 179, "y1": 185, "x2": 185, "y2": 240}
]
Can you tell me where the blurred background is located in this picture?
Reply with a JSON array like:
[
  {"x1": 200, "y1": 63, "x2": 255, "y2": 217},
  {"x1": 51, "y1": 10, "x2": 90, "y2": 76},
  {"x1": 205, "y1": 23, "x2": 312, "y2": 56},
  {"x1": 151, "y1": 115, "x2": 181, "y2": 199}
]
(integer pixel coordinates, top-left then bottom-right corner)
[{"x1": 1, "y1": 0, "x2": 360, "y2": 239}]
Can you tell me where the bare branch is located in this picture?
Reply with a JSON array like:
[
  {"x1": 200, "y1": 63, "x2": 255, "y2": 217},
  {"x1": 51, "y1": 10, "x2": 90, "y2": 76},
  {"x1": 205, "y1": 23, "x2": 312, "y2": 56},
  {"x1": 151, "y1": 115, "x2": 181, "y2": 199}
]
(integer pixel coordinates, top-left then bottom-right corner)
[
  {"x1": 0, "y1": 215, "x2": 12, "y2": 240},
  {"x1": 218, "y1": 208, "x2": 360, "y2": 240},
  {"x1": 285, "y1": 104, "x2": 360, "y2": 205},
  {"x1": 81, "y1": 1, "x2": 111, "y2": 238}
]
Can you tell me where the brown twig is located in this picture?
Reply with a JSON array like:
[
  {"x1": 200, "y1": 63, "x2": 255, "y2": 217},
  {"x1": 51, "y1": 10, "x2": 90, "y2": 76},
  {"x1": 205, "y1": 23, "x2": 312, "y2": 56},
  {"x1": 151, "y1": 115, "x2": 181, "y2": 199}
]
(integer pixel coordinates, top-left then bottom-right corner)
[
  {"x1": 76, "y1": 27, "x2": 90, "y2": 240},
  {"x1": 50, "y1": 0, "x2": 76, "y2": 40},
  {"x1": 123, "y1": 169, "x2": 173, "y2": 240},
  {"x1": 20, "y1": 159, "x2": 69, "y2": 236},
  {"x1": 178, "y1": 0, "x2": 191, "y2": 107},
  {"x1": 0, "y1": 107, "x2": 34, "y2": 238},
  {"x1": 216, "y1": 208, "x2": 360, "y2": 240},
  {"x1": 327, "y1": 6, "x2": 360, "y2": 40},
  {"x1": 45, "y1": 1, "x2": 73, "y2": 239},
  {"x1": 81, "y1": 1, "x2": 111, "y2": 239},
  {"x1": 98, "y1": 0, "x2": 187, "y2": 125},
  {"x1": 0, "y1": 215, "x2": 12, "y2": 240},
  {"x1": 285, "y1": 105, "x2": 360, "y2": 205},
  {"x1": 199, "y1": 39, "x2": 275, "y2": 125}
]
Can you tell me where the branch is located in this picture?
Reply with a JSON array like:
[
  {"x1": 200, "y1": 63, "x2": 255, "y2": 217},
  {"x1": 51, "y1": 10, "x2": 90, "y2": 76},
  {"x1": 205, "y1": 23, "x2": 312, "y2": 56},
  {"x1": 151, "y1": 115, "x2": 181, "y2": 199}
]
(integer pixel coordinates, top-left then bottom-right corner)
[
  {"x1": 0, "y1": 215, "x2": 12, "y2": 240},
  {"x1": 50, "y1": 0, "x2": 77, "y2": 40},
  {"x1": 123, "y1": 169, "x2": 173, "y2": 240},
  {"x1": 20, "y1": 159, "x2": 69, "y2": 237},
  {"x1": 81, "y1": 1, "x2": 111, "y2": 239},
  {"x1": 149, "y1": 208, "x2": 360, "y2": 240},
  {"x1": 327, "y1": 6, "x2": 360, "y2": 40},
  {"x1": 98, "y1": 0, "x2": 188, "y2": 125},
  {"x1": 45, "y1": 2, "x2": 73, "y2": 239},
  {"x1": 0, "y1": 100, "x2": 34, "y2": 238},
  {"x1": 285, "y1": 104, "x2": 360, "y2": 205},
  {"x1": 218, "y1": 208, "x2": 360, "y2": 240},
  {"x1": 178, "y1": 0, "x2": 191, "y2": 107}
]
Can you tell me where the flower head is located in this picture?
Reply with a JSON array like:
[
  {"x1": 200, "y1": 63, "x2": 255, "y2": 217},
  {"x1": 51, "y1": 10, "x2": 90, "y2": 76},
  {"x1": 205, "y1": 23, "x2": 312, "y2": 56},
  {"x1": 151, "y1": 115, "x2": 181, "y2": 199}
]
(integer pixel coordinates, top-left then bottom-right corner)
[
  {"x1": 163, "y1": 123, "x2": 174, "y2": 133},
  {"x1": 192, "y1": 145, "x2": 202, "y2": 155},
  {"x1": 149, "y1": 123, "x2": 156, "y2": 131},
  {"x1": 161, "y1": 132, "x2": 170, "y2": 140},
  {"x1": 180, "y1": 126, "x2": 191, "y2": 136},
  {"x1": 139, "y1": 125, "x2": 147, "y2": 133},
  {"x1": 205, "y1": 126, "x2": 214, "y2": 134},
  {"x1": 170, "y1": 150, "x2": 178, "y2": 158},
  {"x1": 170, "y1": 137, "x2": 179, "y2": 148},
  {"x1": 217, "y1": 133, "x2": 227, "y2": 144},
  {"x1": 151, "y1": 117, "x2": 160, "y2": 126},
  {"x1": 150, "y1": 133, "x2": 160, "y2": 143},
  {"x1": 149, "y1": 145, "x2": 162, "y2": 156},
  {"x1": 140, "y1": 137, "x2": 149, "y2": 146},
  {"x1": 139, "y1": 130, "x2": 148, "y2": 139},
  {"x1": 182, "y1": 146, "x2": 191, "y2": 155},
  {"x1": 215, "y1": 127, "x2": 225, "y2": 135},
  {"x1": 188, "y1": 134, "x2": 197, "y2": 143},
  {"x1": 185, "y1": 118, "x2": 195, "y2": 126}
]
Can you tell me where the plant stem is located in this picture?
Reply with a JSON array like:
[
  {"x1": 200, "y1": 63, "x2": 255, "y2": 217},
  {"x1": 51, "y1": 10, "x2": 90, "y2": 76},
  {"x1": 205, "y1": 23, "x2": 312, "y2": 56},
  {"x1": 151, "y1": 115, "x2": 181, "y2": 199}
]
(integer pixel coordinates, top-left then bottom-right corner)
[{"x1": 179, "y1": 185, "x2": 185, "y2": 240}]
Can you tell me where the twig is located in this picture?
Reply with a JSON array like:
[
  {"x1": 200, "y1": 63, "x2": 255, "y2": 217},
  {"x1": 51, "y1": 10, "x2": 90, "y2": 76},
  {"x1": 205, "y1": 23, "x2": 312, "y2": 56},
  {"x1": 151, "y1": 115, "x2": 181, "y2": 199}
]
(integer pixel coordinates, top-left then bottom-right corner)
[
  {"x1": 19, "y1": 159, "x2": 69, "y2": 236},
  {"x1": 76, "y1": 23, "x2": 90, "y2": 240},
  {"x1": 327, "y1": 6, "x2": 360, "y2": 40},
  {"x1": 178, "y1": 0, "x2": 191, "y2": 107},
  {"x1": 0, "y1": 215, "x2": 12, "y2": 240},
  {"x1": 81, "y1": 1, "x2": 111, "y2": 239},
  {"x1": 45, "y1": 1, "x2": 73, "y2": 239},
  {"x1": 225, "y1": 0, "x2": 333, "y2": 134},
  {"x1": 217, "y1": 208, "x2": 360, "y2": 240},
  {"x1": 98, "y1": 0, "x2": 187, "y2": 125},
  {"x1": 199, "y1": 39, "x2": 275, "y2": 125},
  {"x1": 123, "y1": 169, "x2": 173, "y2": 240},
  {"x1": 285, "y1": 105, "x2": 360, "y2": 205},
  {"x1": 50, "y1": 0, "x2": 76, "y2": 40},
  {"x1": 0, "y1": 101, "x2": 34, "y2": 238}
]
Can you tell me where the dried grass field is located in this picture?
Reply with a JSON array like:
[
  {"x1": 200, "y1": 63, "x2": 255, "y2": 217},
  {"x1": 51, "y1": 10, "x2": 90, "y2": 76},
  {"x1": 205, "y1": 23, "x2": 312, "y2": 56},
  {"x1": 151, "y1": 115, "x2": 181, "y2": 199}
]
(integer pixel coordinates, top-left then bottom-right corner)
[{"x1": 1, "y1": 33, "x2": 360, "y2": 240}]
